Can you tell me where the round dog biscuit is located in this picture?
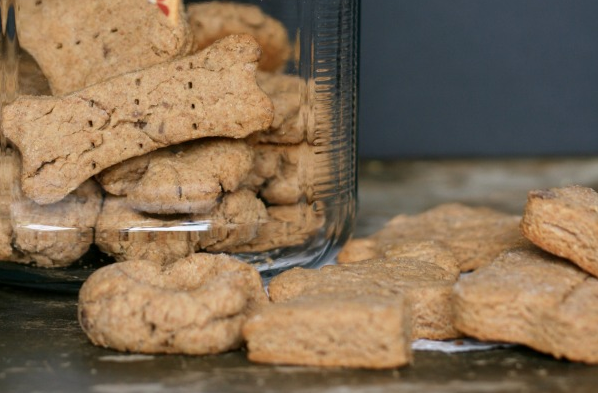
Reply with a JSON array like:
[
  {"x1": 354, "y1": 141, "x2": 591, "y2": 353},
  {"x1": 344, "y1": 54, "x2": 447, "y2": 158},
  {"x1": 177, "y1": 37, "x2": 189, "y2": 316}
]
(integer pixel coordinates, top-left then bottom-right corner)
[{"x1": 78, "y1": 253, "x2": 268, "y2": 355}]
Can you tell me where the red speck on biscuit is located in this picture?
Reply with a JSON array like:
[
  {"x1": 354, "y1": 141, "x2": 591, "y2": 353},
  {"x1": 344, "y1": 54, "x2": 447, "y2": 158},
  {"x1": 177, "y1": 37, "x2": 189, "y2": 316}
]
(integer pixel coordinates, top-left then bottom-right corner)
[{"x1": 157, "y1": 3, "x2": 170, "y2": 17}]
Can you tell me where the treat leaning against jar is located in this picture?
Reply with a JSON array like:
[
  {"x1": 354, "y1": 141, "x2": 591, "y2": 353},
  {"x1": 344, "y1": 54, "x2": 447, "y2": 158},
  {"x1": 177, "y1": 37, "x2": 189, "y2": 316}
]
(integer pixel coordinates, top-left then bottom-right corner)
[
  {"x1": 18, "y1": 0, "x2": 192, "y2": 95},
  {"x1": 187, "y1": 1, "x2": 291, "y2": 72},
  {"x1": 78, "y1": 253, "x2": 268, "y2": 355},
  {"x1": 3, "y1": 34, "x2": 274, "y2": 205},
  {"x1": 97, "y1": 138, "x2": 255, "y2": 214}
]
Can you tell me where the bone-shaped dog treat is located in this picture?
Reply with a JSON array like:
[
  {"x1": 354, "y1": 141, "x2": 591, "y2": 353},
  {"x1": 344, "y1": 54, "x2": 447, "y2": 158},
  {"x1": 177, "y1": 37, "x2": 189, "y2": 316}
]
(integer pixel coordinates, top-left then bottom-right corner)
[{"x1": 3, "y1": 34, "x2": 274, "y2": 205}]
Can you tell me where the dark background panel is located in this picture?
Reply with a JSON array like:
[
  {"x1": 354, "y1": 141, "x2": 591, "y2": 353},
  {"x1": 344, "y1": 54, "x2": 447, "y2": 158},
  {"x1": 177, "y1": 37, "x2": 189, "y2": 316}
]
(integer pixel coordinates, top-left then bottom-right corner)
[{"x1": 359, "y1": 0, "x2": 598, "y2": 158}]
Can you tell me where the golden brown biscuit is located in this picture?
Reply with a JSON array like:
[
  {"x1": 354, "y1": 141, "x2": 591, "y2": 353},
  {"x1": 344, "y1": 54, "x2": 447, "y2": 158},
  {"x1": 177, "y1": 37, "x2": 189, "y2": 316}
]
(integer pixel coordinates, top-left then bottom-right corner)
[
  {"x1": 4, "y1": 35, "x2": 274, "y2": 205},
  {"x1": 187, "y1": 2, "x2": 291, "y2": 72},
  {"x1": 269, "y1": 240, "x2": 461, "y2": 340},
  {"x1": 1, "y1": 151, "x2": 102, "y2": 267},
  {"x1": 243, "y1": 293, "x2": 412, "y2": 369},
  {"x1": 338, "y1": 203, "x2": 524, "y2": 271},
  {"x1": 78, "y1": 253, "x2": 268, "y2": 355},
  {"x1": 453, "y1": 245, "x2": 598, "y2": 364},
  {"x1": 521, "y1": 185, "x2": 598, "y2": 278},
  {"x1": 245, "y1": 143, "x2": 316, "y2": 205},
  {"x1": 18, "y1": 0, "x2": 192, "y2": 95},
  {"x1": 229, "y1": 203, "x2": 324, "y2": 253},
  {"x1": 251, "y1": 72, "x2": 305, "y2": 144},
  {"x1": 95, "y1": 189, "x2": 268, "y2": 263},
  {"x1": 97, "y1": 139, "x2": 254, "y2": 214}
]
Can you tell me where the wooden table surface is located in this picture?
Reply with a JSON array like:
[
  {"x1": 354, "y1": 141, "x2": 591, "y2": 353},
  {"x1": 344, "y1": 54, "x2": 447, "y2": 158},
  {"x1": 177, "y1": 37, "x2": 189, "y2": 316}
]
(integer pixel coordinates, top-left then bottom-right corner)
[{"x1": 3, "y1": 158, "x2": 598, "y2": 393}]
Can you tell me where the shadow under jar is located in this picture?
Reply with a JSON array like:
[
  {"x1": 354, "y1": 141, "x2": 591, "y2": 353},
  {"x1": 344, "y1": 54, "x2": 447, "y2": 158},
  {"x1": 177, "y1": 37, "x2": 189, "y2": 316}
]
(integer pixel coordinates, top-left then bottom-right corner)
[{"x1": 0, "y1": 0, "x2": 359, "y2": 291}]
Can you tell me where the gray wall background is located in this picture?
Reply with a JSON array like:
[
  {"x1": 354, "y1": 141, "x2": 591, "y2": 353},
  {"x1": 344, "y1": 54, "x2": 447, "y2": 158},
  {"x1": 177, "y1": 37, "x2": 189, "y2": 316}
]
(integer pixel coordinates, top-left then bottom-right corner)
[{"x1": 359, "y1": 0, "x2": 598, "y2": 158}]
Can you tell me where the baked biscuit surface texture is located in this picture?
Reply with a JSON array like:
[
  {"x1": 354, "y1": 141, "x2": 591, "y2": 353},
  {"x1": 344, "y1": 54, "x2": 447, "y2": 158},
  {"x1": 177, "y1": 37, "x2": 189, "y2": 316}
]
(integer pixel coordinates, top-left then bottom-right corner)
[
  {"x1": 1, "y1": 152, "x2": 103, "y2": 267},
  {"x1": 187, "y1": 2, "x2": 291, "y2": 72},
  {"x1": 453, "y1": 245, "x2": 598, "y2": 363},
  {"x1": 78, "y1": 253, "x2": 267, "y2": 355},
  {"x1": 95, "y1": 189, "x2": 267, "y2": 263},
  {"x1": 521, "y1": 185, "x2": 598, "y2": 278},
  {"x1": 18, "y1": 0, "x2": 192, "y2": 95},
  {"x1": 338, "y1": 203, "x2": 523, "y2": 271},
  {"x1": 269, "y1": 240, "x2": 461, "y2": 340},
  {"x1": 243, "y1": 293, "x2": 412, "y2": 369},
  {"x1": 3, "y1": 34, "x2": 274, "y2": 205},
  {"x1": 97, "y1": 138, "x2": 255, "y2": 214}
]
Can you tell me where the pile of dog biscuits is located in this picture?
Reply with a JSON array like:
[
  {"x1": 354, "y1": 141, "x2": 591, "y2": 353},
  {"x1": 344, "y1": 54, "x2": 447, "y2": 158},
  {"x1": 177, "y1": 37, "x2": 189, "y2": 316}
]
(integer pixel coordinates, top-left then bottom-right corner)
[{"x1": 78, "y1": 184, "x2": 598, "y2": 369}]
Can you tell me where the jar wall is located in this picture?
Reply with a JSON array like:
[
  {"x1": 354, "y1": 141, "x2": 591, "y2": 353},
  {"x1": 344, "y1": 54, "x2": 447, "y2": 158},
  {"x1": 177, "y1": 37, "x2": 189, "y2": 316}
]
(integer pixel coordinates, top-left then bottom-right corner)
[{"x1": 0, "y1": 0, "x2": 359, "y2": 289}]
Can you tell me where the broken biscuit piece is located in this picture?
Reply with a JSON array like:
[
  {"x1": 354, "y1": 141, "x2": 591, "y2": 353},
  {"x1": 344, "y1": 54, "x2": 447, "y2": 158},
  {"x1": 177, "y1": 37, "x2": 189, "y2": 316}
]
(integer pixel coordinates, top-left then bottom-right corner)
[
  {"x1": 97, "y1": 138, "x2": 254, "y2": 214},
  {"x1": 18, "y1": 0, "x2": 192, "y2": 95},
  {"x1": 4, "y1": 34, "x2": 274, "y2": 205}
]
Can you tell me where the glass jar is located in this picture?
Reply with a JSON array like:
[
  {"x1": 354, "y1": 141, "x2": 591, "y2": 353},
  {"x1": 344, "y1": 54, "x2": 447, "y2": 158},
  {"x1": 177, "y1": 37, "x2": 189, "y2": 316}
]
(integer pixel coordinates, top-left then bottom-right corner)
[{"x1": 0, "y1": 0, "x2": 359, "y2": 291}]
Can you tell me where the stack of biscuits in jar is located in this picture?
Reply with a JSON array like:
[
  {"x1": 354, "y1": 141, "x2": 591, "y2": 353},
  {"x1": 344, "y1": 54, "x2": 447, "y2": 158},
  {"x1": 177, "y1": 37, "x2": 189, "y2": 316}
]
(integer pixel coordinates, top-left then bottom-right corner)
[{"x1": 0, "y1": 0, "x2": 325, "y2": 268}]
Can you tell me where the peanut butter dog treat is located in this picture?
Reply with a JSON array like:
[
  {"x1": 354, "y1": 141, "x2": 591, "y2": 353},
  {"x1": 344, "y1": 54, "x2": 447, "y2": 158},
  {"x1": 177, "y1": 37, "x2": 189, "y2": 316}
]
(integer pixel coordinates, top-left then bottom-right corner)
[
  {"x1": 269, "y1": 240, "x2": 461, "y2": 340},
  {"x1": 18, "y1": 0, "x2": 191, "y2": 95},
  {"x1": 243, "y1": 293, "x2": 412, "y2": 369},
  {"x1": 4, "y1": 35, "x2": 274, "y2": 205},
  {"x1": 338, "y1": 203, "x2": 523, "y2": 271},
  {"x1": 453, "y1": 245, "x2": 598, "y2": 364},
  {"x1": 95, "y1": 189, "x2": 267, "y2": 263},
  {"x1": 230, "y1": 203, "x2": 324, "y2": 253},
  {"x1": 78, "y1": 253, "x2": 268, "y2": 355},
  {"x1": 187, "y1": 2, "x2": 291, "y2": 72},
  {"x1": 97, "y1": 139, "x2": 254, "y2": 214},
  {"x1": 1, "y1": 152, "x2": 102, "y2": 267},
  {"x1": 521, "y1": 185, "x2": 598, "y2": 278}
]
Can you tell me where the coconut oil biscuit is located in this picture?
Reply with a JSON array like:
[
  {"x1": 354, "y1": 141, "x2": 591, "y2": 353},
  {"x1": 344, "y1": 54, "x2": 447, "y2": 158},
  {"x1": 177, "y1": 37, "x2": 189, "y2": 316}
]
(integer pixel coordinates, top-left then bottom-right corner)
[
  {"x1": 269, "y1": 240, "x2": 461, "y2": 340},
  {"x1": 453, "y1": 245, "x2": 598, "y2": 364},
  {"x1": 0, "y1": 152, "x2": 102, "y2": 267},
  {"x1": 78, "y1": 253, "x2": 268, "y2": 355},
  {"x1": 97, "y1": 139, "x2": 254, "y2": 214},
  {"x1": 18, "y1": 0, "x2": 192, "y2": 95},
  {"x1": 187, "y1": 1, "x2": 291, "y2": 72},
  {"x1": 95, "y1": 189, "x2": 268, "y2": 263},
  {"x1": 338, "y1": 203, "x2": 524, "y2": 272},
  {"x1": 521, "y1": 185, "x2": 598, "y2": 278},
  {"x1": 4, "y1": 34, "x2": 274, "y2": 205},
  {"x1": 243, "y1": 293, "x2": 412, "y2": 369}
]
